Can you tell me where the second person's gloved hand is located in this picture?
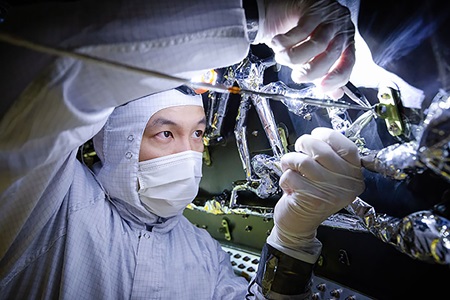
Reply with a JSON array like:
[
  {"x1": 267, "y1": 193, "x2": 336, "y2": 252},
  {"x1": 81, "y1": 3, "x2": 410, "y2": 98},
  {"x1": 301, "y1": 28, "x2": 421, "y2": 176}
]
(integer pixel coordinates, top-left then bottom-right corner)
[
  {"x1": 254, "y1": 0, "x2": 356, "y2": 98},
  {"x1": 267, "y1": 127, "x2": 365, "y2": 262}
]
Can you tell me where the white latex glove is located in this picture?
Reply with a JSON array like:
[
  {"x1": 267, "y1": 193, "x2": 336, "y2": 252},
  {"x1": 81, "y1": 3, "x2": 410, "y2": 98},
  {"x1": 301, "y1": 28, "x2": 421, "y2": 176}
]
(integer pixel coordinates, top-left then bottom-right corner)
[
  {"x1": 267, "y1": 127, "x2": 365, "y2": 262},
  {"x1": 255, "y1": 0, "x2": 356, "y2": 98}
]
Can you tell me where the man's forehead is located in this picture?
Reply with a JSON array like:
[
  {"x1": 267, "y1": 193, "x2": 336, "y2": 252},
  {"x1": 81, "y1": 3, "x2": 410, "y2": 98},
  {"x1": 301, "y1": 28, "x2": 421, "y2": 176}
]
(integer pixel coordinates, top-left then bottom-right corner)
[{"x1": 146, "y1": 105, "x2": 206, "y2": 128}]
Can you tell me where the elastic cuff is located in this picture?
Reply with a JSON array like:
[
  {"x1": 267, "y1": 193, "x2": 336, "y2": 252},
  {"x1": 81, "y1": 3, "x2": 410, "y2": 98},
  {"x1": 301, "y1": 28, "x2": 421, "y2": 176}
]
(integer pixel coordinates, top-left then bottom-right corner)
[
  {"x1": 266, "y1": 231, "x2": 322, "y2": 264},
  {"x1": 256, "y1": 243, "x2": 317, "y2": 296}
]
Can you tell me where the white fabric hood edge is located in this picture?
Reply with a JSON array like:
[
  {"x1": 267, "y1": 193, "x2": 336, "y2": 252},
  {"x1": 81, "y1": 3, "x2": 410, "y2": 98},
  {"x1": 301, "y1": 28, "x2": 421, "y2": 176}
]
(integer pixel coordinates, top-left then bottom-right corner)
[{"x1": 92, "y1": 89, "x2": 204, "y2": 226}]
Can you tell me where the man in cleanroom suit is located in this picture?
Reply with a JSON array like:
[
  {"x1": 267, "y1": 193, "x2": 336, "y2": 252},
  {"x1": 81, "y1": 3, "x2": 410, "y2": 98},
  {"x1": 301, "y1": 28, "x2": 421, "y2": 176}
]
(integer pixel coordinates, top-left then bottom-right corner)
[
  {"x1": 0, "y1": 87, "x2": 363, "y2": 299},
  {"x1": 0, "y1": 0, "x2": 364, "y2": 299}
]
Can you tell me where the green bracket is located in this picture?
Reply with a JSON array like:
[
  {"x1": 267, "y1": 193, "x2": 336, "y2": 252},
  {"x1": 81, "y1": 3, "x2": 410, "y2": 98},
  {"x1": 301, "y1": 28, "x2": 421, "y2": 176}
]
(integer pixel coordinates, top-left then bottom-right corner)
[
  {"x1": 374, "y1": 86, "x2": 405, "y2": 137},
  {"x1": 219, "y1": 218, "x2": 232, "y2": 241}
]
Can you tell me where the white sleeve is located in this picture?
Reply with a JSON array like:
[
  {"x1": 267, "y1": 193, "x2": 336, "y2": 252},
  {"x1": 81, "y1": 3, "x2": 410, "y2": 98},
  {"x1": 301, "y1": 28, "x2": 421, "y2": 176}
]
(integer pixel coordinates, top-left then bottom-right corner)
[{"x1": 0, "y1": 0, "x2": 250, "y2": 259}]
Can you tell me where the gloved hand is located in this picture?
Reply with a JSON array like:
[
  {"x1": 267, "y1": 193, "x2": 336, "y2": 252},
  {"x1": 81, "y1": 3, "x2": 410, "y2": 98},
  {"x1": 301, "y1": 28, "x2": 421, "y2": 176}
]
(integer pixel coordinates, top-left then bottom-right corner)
[
  {"x1": 268, "y1": 127, "x2": 365, "y2": 261},
  {"x1": 255, "y1": 0, "x2": 356, "y2": 98}
]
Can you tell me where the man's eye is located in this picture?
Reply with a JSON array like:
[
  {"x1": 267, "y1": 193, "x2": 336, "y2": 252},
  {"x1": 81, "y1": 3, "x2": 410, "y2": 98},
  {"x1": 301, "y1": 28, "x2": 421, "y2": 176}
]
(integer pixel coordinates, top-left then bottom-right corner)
[
  {"x1": 193, "y1": 130, "x2": 204, "y2": 138},
  {"x1": 157, "y1": 131, "x2": 173, "y2": 138}
]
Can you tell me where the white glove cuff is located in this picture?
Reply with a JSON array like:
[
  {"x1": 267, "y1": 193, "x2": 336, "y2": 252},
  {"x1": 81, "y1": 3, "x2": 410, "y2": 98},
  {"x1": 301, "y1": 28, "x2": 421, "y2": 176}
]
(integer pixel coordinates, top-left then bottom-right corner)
[{"x1": 267, "y1": 232, "x2": 322, "y2": 264}]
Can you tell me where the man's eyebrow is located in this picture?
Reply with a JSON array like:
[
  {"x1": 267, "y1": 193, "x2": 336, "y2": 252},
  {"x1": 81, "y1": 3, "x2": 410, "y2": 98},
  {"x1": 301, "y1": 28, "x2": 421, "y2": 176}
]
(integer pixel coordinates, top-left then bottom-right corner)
[
  {"x1": 149, "y1": 117, "x2": 177, "y2": 128},
  {"x1": 198, "y1": 117, "x2": 207, "y2": 126},
  {"x1": 147, "y1": 116, "x2": 207, "y2": 129}
]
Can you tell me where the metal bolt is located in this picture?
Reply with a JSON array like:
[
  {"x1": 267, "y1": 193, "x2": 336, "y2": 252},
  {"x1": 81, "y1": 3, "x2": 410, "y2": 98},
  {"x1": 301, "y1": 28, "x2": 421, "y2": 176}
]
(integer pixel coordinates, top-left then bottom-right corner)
[
  {"x1": 381, "y1": 93, "x2": 391, "y2": 99},
  {"x1": 330, "y1": 288, "x2": 343, "y2": 298},
  {"x1": 316, "y1": 283, "x2": 326, "y2": 292}
]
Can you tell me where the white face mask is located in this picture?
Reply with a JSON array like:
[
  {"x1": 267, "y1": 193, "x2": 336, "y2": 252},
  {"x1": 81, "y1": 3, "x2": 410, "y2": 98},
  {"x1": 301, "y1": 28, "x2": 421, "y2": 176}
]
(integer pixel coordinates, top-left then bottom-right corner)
[{"x1": 137, "y1": 150, "x2": 203, "y2": 218}]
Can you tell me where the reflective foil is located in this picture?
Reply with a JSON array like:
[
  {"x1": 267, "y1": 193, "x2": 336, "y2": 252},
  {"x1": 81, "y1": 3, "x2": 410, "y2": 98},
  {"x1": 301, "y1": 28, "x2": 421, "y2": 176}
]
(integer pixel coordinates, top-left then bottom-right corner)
[
  {"x1": 234, "y1": 54, "x2": 285, "y2": 159},
  {"x1": 261, "y1": 81, "x2": 320, "y2": 119},
  {"x1": 231, "y1": 53, "x2": 287, "y2": 198},
  {"x1": 361, "y1": 91, "x2": 450, "y2": 182},
  {"x1": 321, "y1": 213, "x2": 369, "y2": 232},
  {"x1": 204, "y1": 67, "x2": 236, "y2": 146},
  {"x1": 418, "y1": 91, "x2": 450, "y2": 182},
  {"x1": 327, "y1": 107, "x2": 352, "y2": 132},
  {"x1": 251, "y1": 154, "x2": 283, "y2": 198},
  {"x1": 347, "y1": 197, "x2": 450, "y2": 264},
  {"x1": 362, "y1": 142, "x2": 425, "y2": 180},
  {"x1": 204, "y1": 92, "x2": 230, "y2": 145},
  {"x1": 252, "y1": 96, "x2": 286, "y2": 158},
  {"x1": 234, "y1": 94, "x2": 253, "y2": 180}
]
